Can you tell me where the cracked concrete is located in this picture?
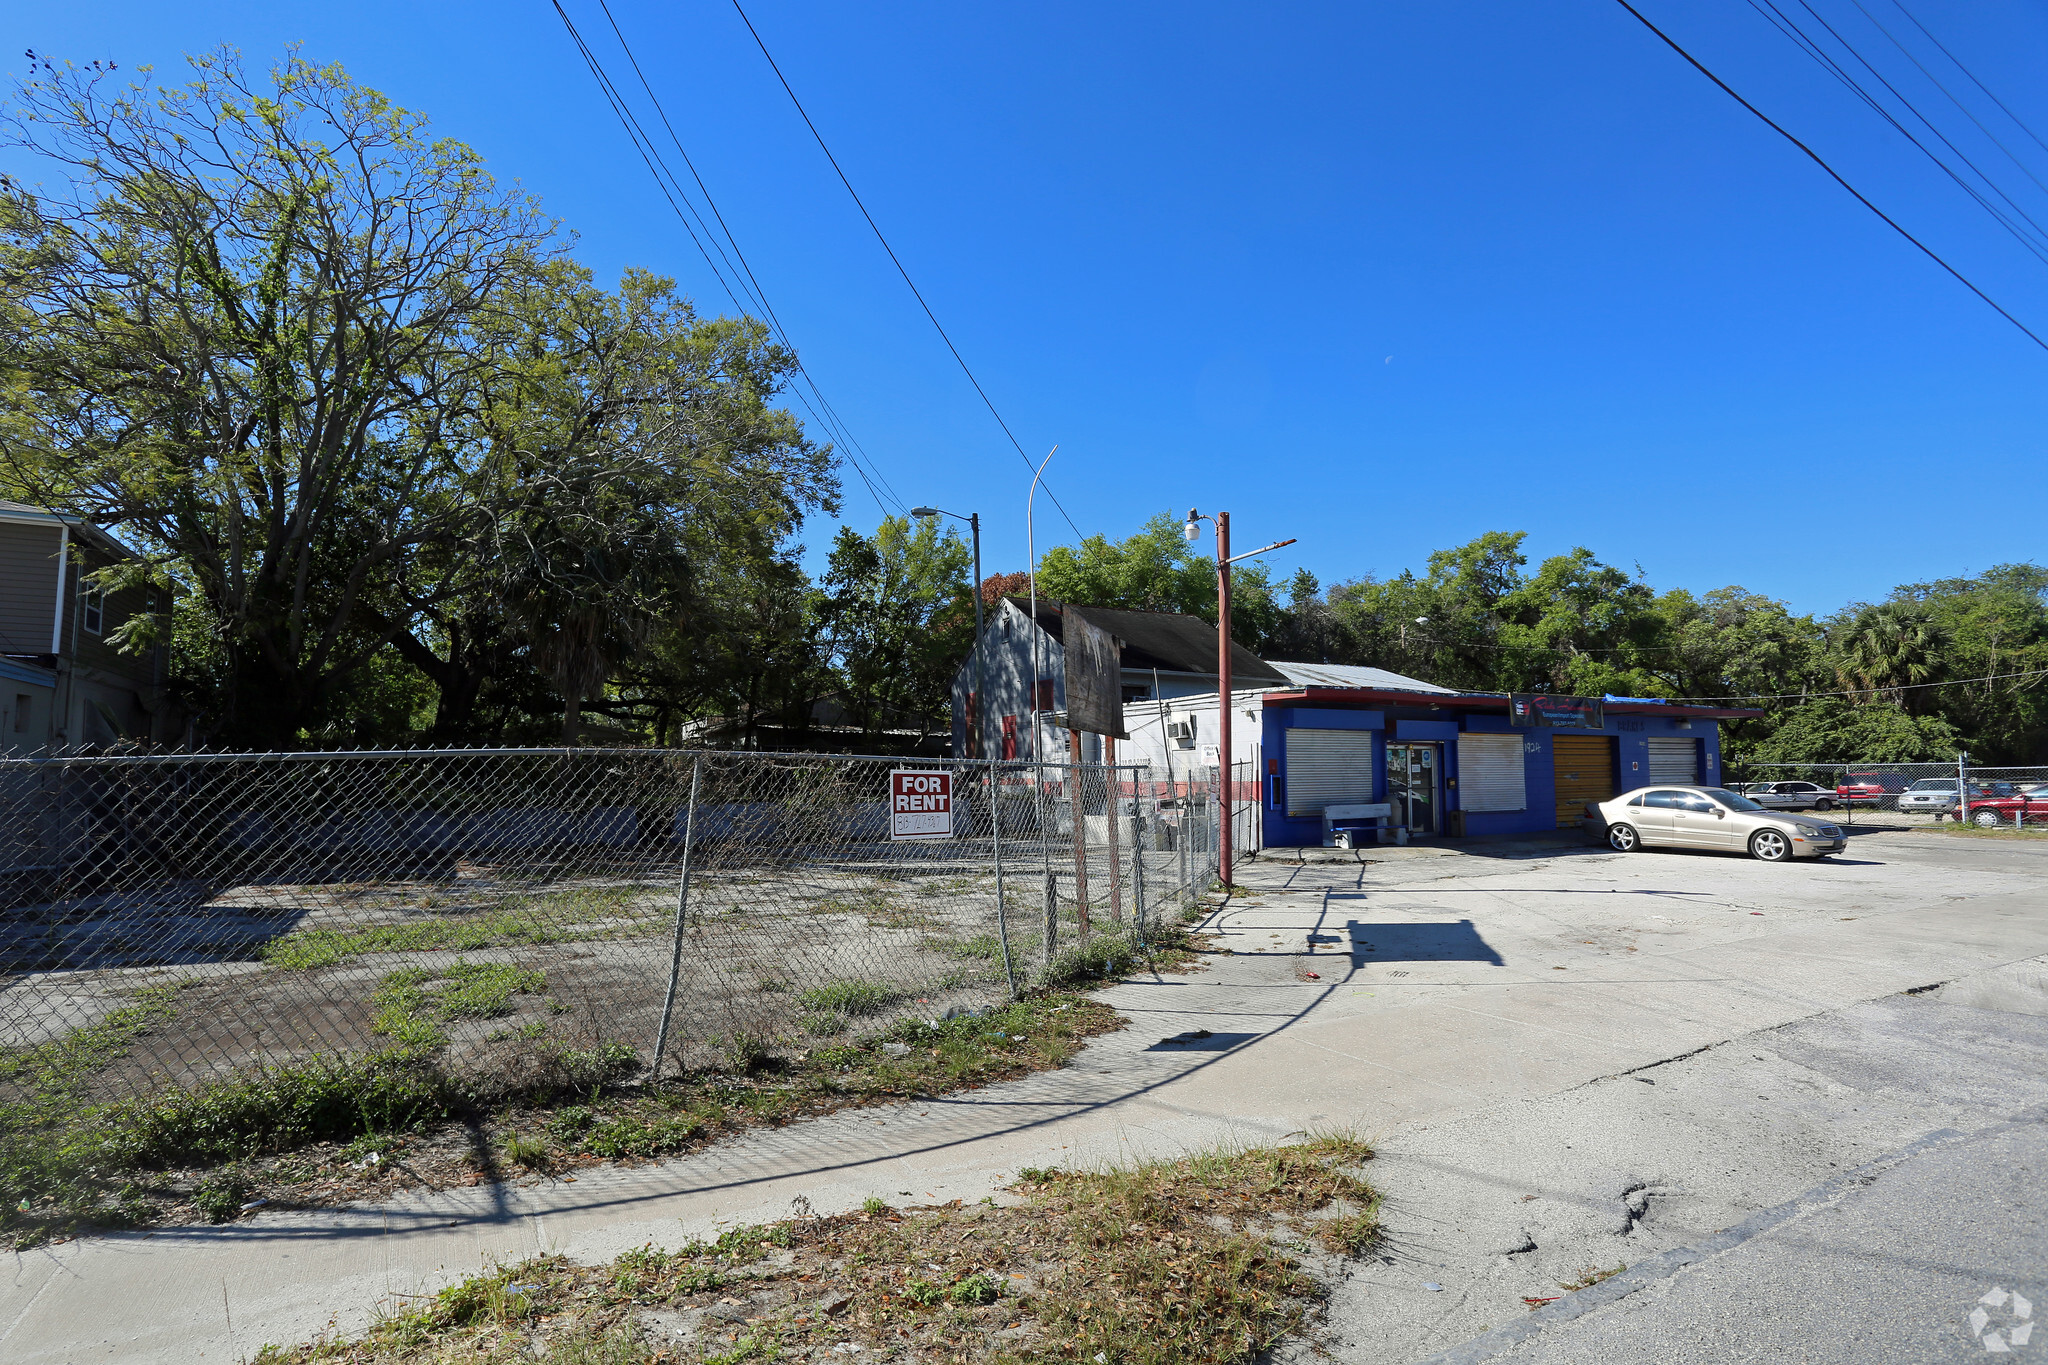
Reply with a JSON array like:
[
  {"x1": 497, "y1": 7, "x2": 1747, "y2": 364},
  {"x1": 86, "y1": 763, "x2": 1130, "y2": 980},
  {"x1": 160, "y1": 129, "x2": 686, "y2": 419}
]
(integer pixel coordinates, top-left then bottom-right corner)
[{"x1": 6, "y1": 828, "x2": 2048, "y2": 1362}]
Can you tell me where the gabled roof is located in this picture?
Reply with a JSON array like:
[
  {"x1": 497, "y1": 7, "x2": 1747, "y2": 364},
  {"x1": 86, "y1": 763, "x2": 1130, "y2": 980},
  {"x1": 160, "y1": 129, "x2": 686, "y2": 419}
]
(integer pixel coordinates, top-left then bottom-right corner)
[
  {"x1": 1267, "y1": 661, "x2": 1456, "y2": 694},
  {"x1": 1003, "y1": 597, "x2": 1287, "y2": 685},
  {"x1": 0, "y1": 501, "x2": 136, "y2": 559}
]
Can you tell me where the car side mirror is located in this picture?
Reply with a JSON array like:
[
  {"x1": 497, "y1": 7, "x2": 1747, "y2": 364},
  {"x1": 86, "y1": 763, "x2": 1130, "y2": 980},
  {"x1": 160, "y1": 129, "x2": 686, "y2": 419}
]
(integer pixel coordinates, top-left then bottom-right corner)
[{"x1": 1714, "y1": 809, "x2": 1725, "y2": 818}]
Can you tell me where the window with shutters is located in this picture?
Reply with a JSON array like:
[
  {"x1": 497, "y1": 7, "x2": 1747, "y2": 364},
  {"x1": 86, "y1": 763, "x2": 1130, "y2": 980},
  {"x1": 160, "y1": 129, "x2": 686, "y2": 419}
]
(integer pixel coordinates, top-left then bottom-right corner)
[
  {"x1": 1646, "y1": 737, "x2": 1698, "y2": 784},
  {"x1": 1457, "y1": 733, "x2": 1526, "y2": 812},
  {"x1": 1284, "y1": 728, "x2": 1377, "y2": 817}
]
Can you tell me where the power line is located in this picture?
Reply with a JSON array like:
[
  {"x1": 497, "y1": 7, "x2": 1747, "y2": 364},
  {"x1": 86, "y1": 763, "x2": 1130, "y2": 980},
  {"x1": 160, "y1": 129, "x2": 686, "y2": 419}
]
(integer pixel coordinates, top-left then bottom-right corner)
[
  {"x1": 1746, "y1": 0, "x2": 2048, "y2": 267},
  {"x1": 1653, "y1": 663, "x2": 2048, "y2": 705},
  {"x1": 548, "y1": 0, "x2": 904, "y2": 517},
  {"x1": 1888, "y1": 0, "x2": 2048, "y2": 162},
  {"x1": 1847, "y1": 0, "x2": 2048, "y2": 202},
  {"x1": 726, "y1": 0, "x2": 1085, "y2": 539},
  {"x1": 587, "y1": 0, "x2": 906, "y2": 514},
  {"x1": 1611, "y1": 0, "x2": 2048, "y2": 353}
]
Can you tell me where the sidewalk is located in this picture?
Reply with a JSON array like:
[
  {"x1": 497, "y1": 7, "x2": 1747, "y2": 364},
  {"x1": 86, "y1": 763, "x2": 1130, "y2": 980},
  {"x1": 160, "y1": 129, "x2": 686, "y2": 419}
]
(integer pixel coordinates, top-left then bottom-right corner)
[
  {"x1": 8, "y1": 839, "x2": 2048, "y2": 1362},
  {"x1": 1251, "y1": 832, "x2": 1600, "y2": 865}
]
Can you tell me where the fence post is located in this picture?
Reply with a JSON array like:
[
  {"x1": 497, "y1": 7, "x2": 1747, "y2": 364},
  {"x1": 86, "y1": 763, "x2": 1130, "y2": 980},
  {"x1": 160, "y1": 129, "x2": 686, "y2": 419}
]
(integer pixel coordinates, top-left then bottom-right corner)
[
  {"x1": 1103, "y1": 744, "x2": 1124, "y2": 925},
  {"x1": 1958, "y1": 749, "x2": 1968, "y2": 826},
  {"x1": 1131, "y1": 767, "x2": 1148, "y2": 948},
  {"x1": 1043, "y1": 864, "x2": 1060, "y2": 965},
  {"x1": 989, "y1": 759, "x2": 1016, "y2": 997},
  {"x1": 650, "y1": 757, "x2": 703, "y2": 1083}
]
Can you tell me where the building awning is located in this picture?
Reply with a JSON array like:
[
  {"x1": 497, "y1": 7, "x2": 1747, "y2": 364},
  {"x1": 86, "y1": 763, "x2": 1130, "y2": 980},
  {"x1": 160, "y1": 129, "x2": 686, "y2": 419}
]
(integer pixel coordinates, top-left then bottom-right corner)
[
  {"x1": 1261, "y1": 686, "x2": 1762, "y2": 721},
  {"x1": 0, "y1": 657, "x2": 59, "y2": 689}
]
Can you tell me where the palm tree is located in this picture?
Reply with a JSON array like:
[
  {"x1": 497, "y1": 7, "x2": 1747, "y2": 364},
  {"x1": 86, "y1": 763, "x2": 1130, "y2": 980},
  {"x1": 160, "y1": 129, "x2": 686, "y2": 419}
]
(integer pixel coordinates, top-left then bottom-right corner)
[{"x1": 1834, "y1": 603, "x2": 1949, "y2": 711}]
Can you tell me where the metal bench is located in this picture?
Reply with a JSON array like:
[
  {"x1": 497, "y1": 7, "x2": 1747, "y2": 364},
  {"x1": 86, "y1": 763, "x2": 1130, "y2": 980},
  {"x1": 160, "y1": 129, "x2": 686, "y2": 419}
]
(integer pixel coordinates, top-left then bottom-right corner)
[{"x1": 1322, "y1": 802, "x2": 1393, "y2": 848}]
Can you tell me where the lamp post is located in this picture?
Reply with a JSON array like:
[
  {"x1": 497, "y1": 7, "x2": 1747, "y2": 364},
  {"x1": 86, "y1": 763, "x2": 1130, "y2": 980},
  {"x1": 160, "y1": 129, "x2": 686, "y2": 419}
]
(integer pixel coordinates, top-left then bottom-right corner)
[
  {"x1": 1183, "y1": 509, "x2": 1296, "y2": 888},
  {"x1": 1025, "y1": 447, "x2": 1058, "y2": 762},
  {"x1": 912, "y1": 506, "x2": 989, "y2": 760}
]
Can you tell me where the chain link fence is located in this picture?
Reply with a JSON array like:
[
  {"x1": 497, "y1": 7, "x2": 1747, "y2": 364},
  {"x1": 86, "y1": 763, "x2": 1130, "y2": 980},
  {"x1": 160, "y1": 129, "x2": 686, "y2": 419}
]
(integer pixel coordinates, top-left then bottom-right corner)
[
  {"x1": 1727, "y1": 758, "x2": 2048, "y2": 830},
  {"x1": 0, "y1": 749, "x2": 1220, "y2": 1111}
]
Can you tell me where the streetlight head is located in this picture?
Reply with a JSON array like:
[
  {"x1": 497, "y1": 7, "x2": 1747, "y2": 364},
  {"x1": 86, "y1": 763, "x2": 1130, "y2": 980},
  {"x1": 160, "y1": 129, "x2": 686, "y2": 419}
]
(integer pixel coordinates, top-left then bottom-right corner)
[
  {"x1": 1414, "y1": 617, "x2": 1429, "y2": 625},
  {"x1": 910, "y1": 507, "x2": 939, "y2": 519},
  {"x1": 1183, "y1": 511, "x2": 1201, "y2": 543}
]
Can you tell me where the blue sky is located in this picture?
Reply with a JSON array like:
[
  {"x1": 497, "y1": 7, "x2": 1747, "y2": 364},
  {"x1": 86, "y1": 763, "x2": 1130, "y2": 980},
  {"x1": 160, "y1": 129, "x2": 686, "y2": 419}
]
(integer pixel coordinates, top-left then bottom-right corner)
[{"x1": 11, "y1": 1, "x2": 2048, "y2": 616}]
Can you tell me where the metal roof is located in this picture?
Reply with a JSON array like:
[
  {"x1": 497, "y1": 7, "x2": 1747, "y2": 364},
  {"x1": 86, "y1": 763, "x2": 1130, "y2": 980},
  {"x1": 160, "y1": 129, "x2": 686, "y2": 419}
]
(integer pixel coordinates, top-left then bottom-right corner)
[
  {"x1": 1003, "y1": 598, "x2": 1287, "y2": 685},
  {"x1": 1266, "y1": 661, "x2": 1458, "y2": 694}
]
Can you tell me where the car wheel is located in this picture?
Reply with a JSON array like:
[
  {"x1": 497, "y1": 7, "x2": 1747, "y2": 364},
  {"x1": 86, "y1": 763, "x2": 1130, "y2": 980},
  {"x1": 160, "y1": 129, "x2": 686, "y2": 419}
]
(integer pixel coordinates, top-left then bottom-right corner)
[
  {"x1": 1607, "y1": 823, "x2": 1640, "y2": 853},
  {"x1": 1814, "y1": 798, "x2": 1834, "y2": 811},
  {"x1": 1973, "y1": 808, "x2": 2007, "y2": 828},
  {"x1": 1750, "y1": 828, "x2": 1792, "y2": 862}
]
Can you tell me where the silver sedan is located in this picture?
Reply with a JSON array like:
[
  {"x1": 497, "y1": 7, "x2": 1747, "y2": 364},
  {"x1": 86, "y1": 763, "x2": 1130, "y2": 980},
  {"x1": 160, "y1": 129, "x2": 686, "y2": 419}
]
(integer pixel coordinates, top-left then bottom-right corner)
[{"x1": 1585, "y1": 785, "x2": 1846, "y2": 861}]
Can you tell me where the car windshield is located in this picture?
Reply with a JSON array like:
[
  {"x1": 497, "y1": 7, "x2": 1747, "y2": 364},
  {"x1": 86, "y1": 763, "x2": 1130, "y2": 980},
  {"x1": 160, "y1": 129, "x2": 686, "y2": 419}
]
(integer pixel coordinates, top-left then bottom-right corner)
[
  {"x1": 1907, "y1": 779, "x2": 1955, "y2": 791},
  {"x1": 1700, "y1": 787, "x2": 1766, "y2": 813}
]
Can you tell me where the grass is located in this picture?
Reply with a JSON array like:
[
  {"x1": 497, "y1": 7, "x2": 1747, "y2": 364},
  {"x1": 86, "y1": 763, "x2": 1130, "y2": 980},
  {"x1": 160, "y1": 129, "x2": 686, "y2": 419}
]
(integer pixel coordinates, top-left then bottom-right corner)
[
  {"x1": 795, "y1": 979, "x2": 897, "y2": 1016},
  {"x1": 1917, "y1": 823, "x2": 2048, "y2": 839},
  {"x1": 0, "y1": 990, "x2": 1120, "y2": 1248},
  {"x1": 1558, "y1": 1263, "x2": 1626, "y2": 1292},
  {"x1": 256, "y1": 1135, "x2": 1381, "y2": 1364},
  {"x1": 371, "y1": 962, "x2": 547, "y2": 1050},
  {"x1": 0, "y1": 879, "x2": 1219, "y2": 1248},
  {"x1": 260, "y1": 888, "x2": 663, "y2": 971}
]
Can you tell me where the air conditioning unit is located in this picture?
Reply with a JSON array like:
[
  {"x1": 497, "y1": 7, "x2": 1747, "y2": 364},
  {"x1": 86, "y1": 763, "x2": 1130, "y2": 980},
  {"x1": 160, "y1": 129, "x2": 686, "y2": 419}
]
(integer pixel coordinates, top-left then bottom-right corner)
[{"x1": 1165, "y1": 718, "x2": 1195, "y2": 742}]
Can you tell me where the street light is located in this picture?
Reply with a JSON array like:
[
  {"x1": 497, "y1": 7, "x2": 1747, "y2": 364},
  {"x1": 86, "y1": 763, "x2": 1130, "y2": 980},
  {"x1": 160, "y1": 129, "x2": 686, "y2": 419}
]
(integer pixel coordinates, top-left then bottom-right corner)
[
  {"x1": 1184, "y1": 507, "x2": 1296, "y2": 887},
  {"x1": 912, "y1": 506, "x2": 990, "y2": 761},
  {"x1": 1025, "y1": 447, "x2": 1058, "y2": 764}
]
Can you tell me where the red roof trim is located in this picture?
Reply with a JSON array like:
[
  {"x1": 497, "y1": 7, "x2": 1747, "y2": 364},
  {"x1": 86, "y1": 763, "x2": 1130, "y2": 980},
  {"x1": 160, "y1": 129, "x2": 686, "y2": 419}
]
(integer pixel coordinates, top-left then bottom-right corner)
[{"x1": 1260, "y1": 686, "x2": 1762, "y2": 721}]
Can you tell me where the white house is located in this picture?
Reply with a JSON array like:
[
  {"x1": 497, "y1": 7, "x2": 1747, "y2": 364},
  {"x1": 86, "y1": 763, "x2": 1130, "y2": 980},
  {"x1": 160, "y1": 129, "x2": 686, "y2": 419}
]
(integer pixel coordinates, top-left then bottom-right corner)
[{"x1": 947, "y1": 597, "x2": 1286, "y2": 762}]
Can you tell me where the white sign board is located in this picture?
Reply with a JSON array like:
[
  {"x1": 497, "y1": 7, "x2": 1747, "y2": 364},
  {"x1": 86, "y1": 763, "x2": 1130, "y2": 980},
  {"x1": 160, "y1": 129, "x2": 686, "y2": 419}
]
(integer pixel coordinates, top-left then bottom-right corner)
[{"x1": 889, "y1": 769, "x2": 954, "y2": 840}]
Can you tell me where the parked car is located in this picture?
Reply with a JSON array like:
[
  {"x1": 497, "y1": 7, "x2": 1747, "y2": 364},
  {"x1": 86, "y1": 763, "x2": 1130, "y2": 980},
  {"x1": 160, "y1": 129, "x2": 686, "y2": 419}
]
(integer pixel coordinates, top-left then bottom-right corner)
[
  {"x1": 1584, "y1": 785, "x2": 1846, "y2": 861},
  {"x1": 1956, "y1": 788, "x2": 2048, "y2": 828},
  {"x1": 1897, "y1": 778, "x2": 1963, "y2": 815},
  {"x1": 1743, "y1": 780, "x2": 1838, "y2": 811},
  {"x1": 1835, "y1": 772, "x2": 1909, "y2": 808}
]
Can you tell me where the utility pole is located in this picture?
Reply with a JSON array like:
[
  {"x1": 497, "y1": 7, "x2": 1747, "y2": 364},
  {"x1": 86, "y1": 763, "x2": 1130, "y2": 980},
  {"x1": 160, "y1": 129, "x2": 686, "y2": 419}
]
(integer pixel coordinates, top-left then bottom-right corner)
[
  {"x1": 1216, "y1": 511, "x2": 1234, "y2": 886},
  {"x1": 911, "y1": 506, "x2": 987, "y2": 759},
  {"x1": 1184, "y1": 509, "x2": 1296, "y2": 890}
]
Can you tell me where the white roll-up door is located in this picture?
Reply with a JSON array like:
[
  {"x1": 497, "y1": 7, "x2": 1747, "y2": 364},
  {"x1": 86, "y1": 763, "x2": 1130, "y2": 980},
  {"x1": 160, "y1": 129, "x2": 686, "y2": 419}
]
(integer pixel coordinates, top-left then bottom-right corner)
[
  {"x1": 1647, "y1": 737, "x2": 1699, "y2": 784},
  {"x1": 1457, "y1": 733, "x2": 1526, "y2": 812},
  {"x1": 1285, "y1": 728, "x2": 1376, "y2": 817}
]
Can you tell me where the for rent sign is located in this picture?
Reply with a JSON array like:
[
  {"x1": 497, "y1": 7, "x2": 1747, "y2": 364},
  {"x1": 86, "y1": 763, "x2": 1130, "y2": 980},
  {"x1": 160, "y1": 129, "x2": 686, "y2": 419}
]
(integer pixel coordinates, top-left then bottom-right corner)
[{"x1": 889, "y1": 769, "x2": 955, "y2": 840}]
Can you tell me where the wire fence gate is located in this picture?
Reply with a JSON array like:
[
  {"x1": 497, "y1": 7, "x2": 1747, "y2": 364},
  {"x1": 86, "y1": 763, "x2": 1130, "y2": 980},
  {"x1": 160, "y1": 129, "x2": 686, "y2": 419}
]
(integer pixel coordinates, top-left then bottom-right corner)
[{"x1": 0, "y1": 749, "x2": 1221, "y2": 1109}]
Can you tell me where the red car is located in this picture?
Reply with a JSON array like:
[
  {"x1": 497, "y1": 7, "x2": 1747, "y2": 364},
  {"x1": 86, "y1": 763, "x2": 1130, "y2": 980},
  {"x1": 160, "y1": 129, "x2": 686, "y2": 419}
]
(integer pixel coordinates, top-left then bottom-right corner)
[
  {"x1": 1956, "y1": 786, "x2": 2048, "y2": 828},
  {"x1": 1835, "y1": 772, "x2": 1908, "y2": 808}
]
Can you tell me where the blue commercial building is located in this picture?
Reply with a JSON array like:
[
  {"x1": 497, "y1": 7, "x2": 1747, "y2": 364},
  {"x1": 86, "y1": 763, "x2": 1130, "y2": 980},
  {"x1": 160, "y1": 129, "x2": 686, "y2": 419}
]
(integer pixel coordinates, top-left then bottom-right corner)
[{"x1": 1258, "y1": 683, "x2": 1761, "y2": 845}]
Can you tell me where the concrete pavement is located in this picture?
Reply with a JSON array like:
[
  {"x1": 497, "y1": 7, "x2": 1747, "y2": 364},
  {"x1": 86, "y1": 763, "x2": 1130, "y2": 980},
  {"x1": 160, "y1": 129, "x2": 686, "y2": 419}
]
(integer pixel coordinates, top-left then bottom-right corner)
[{"x1": 5, "y1": 828, "x2": 2047, "y2": 1362}]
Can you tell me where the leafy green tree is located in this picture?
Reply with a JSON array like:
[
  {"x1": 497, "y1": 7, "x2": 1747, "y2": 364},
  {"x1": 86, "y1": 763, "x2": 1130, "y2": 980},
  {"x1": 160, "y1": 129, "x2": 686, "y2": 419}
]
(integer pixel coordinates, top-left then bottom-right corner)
[
  {"x1": 1742, "y1": 697, "x2": 1962, "y2": 764},
  {"x1": 1889, "y1": 564, "x2": 2048, "y2": 762},
  {"x1": 1034, "y1": 510, "x2": 1283, "y2": 651},
  {"x1": 0, "y1": 50, "x2": 559, "y2": 746},
  {"x1": 816, "y1": 516, "x2": 972, "y2": 747},
  {"x1": 1832, "y1": 603, "x2": 1950, "y2": 711}
]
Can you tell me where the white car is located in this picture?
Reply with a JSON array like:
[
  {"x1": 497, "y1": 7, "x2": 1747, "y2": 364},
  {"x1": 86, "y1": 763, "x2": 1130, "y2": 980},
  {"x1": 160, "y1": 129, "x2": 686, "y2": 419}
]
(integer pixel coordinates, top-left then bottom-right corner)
[
  {"x1": 1584, "y1": 785, "x2": 1846, "y2": 861},
  {"x1": 1896, "y1": 778, "x2": 1962, "y2": 815},
  {"x1": 1742, "y1": 780, "x2": 1838, "y2": 811}
]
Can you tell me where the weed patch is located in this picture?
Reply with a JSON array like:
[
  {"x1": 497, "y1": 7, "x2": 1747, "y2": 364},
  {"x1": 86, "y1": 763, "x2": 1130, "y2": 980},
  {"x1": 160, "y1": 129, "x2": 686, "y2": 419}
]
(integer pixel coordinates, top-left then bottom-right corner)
[
  {"x1": 796, "y1": 979, "x2": 896, "y2": 1016},
  {"x1": 260, "y1": 1137, "x2": 1380, "y2": 1364},
  {"x1": 0, "y1": 990, "x2": 1119, "y2": 1247}
]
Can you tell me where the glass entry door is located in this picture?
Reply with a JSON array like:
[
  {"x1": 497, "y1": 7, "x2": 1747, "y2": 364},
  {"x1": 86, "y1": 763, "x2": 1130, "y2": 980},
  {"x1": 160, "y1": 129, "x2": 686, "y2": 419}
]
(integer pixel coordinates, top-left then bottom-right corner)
[{"x1": 1384, "y1": 743, "x2": 1440, "y2": 836}]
